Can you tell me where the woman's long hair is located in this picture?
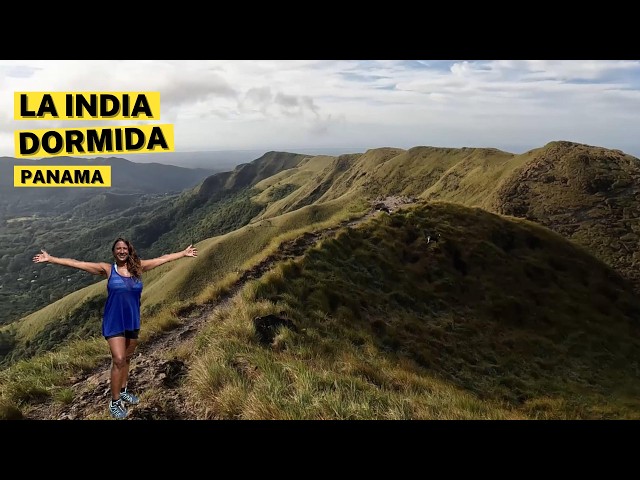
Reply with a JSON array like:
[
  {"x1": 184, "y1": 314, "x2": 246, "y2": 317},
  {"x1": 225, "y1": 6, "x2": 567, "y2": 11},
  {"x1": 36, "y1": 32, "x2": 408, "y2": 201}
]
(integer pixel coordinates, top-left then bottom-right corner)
[{"x1": 111, "y1": 237, "x2": 142, "y2": 279}]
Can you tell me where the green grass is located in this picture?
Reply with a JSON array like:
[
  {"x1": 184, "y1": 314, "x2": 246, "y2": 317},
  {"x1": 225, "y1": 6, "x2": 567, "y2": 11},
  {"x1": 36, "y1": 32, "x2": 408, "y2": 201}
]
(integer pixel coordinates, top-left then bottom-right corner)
[
  {"x1": 0, "y1": 337, "x2": 109, "y2": 419},
  {"x1": 185, "y1": 293, "x2": 519, "y2": 419},
  {"x1": 182, "y1": 201, "x2": 640, "y2": 419}
]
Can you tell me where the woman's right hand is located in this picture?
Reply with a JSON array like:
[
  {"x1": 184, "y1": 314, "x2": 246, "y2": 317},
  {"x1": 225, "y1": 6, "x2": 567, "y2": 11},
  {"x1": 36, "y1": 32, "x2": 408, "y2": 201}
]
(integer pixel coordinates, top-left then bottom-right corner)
[{"x1": 33, "y1": 250, "x2": 51, "y2": 263}]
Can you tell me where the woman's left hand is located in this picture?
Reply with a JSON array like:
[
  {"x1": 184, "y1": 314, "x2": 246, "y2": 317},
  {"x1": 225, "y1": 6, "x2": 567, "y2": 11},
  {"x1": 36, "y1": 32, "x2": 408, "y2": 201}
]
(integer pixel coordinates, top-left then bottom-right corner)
[{"x1": 184, "y1": 245, "x2": 198, "y2": 257}]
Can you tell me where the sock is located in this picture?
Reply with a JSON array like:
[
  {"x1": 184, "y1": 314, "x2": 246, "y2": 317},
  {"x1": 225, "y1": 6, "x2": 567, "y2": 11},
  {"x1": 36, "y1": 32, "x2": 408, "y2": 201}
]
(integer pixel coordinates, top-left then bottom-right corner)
[{"x1": 121, "y1": 387, "x2": 127, "y2": 393}]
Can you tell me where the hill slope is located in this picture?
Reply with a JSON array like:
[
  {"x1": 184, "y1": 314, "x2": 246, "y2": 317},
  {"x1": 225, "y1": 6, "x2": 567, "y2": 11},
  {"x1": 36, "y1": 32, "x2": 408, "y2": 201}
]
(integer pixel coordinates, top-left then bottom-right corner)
[
  {"x1": 5, "y1": 201, "x2": 640, "y2": 420},
  {"x1": 246, "y1": 142, "x2": 640, "y2": 293},
  {"x1": 0, "y1": 152, "x2": 309, "y2": 328},
  {"x1": 4, "y1": 141, "x2": 640, "y2": 361},
  {"x1": 2, "y1": 141, "x2": 640, "y2": 420},
  {"x1": 487, "y1": 141, "x2": 640, "y2": 292},
  {"x1": 208, "y1": 201, "x2": 639, "y2": 419}
]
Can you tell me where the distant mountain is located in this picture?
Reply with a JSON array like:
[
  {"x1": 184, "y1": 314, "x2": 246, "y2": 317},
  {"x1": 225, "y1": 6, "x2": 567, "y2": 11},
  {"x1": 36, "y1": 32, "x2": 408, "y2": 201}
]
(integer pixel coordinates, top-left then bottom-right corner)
[
  {"x1": 0, "y1": 156, "x2": 217, "y2": 222},
  {"x1": 0, "y1": 156, "x2": 216, "y2": 203},
  {"x1": 197, "y1": 151, "x2": 310, "y2": 199},
  {"x1": 116, "y1": 148, "x2": 366, "y2": 169},
  {"x1": 116, "y1": 150, "x2": 266, "y2": 169}
]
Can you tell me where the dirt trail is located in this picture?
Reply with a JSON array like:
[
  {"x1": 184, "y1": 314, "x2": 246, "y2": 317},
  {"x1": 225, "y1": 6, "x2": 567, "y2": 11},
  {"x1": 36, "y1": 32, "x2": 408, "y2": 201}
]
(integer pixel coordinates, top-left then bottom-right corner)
[{"x1": 24, "y1": 196, "x2": 416, "y2": 420}]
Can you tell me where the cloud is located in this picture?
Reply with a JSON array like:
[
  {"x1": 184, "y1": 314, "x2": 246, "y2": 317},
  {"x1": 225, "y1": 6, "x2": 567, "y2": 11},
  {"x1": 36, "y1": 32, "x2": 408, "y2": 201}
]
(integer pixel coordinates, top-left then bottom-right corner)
[
  {"x1": 1, "y1": 60, "x2": 640, "y2": 157},
  {"x1": 239, "y1": 86, "x2": 321, "y2": 121},
  {"x1": 244, "y1": 86, "x2": 272, "y2": 108},
  {"x1": 273, "y1": 92, "x2": 320, "y2": 117},
  {"x1": 0, "y1": 64, "x2": 40, "y2": 79},
  {"x1": 307, "y1": 113, "x2": 345, "y2": 135}
]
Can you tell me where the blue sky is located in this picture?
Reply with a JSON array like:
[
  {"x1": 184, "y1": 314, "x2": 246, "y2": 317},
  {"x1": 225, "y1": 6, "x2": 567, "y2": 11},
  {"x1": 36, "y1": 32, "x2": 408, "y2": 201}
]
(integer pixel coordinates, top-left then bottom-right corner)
[{"x1": 1, "y1": 60, "x2": 640, "y2": 158}]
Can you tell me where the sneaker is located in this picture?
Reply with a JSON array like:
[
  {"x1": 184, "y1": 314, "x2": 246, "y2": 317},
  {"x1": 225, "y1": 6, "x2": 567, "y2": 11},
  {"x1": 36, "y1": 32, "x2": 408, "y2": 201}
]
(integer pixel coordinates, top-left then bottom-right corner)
[
  {"x1": 120, "y1": 389, "x2": 140, "y2": 405},
  {"x1": 109, "y1": 399, "x2": 128, "y2": 419}
]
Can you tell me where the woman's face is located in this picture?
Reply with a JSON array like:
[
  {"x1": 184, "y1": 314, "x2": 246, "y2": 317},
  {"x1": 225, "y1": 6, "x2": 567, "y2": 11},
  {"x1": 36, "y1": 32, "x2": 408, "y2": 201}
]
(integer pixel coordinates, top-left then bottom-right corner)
[{"x1": 113, "y1": 241, "x2": 129, "y2": 262}]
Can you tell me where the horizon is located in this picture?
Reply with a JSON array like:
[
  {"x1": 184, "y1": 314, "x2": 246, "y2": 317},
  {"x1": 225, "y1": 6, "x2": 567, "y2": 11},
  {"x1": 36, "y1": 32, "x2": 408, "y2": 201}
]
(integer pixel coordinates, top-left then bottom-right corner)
[
  {"x1": 2, "y1": 60, "x2": 640, "y2": 161},
  {"x1": 4, "y1": 141, "x2": 638, "y2": 171}
]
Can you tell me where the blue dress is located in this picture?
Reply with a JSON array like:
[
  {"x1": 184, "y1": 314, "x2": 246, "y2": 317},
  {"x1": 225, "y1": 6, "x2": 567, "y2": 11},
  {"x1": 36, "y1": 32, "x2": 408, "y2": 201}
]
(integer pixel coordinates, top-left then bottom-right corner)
[{"x1": 102, "y1": 263, "x2": 143, "y2": 337}]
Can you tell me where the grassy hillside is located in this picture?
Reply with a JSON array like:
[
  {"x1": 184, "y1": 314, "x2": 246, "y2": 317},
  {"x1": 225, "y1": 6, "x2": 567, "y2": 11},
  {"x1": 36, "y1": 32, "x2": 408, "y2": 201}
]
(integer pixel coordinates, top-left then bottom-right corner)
[
  {"x1": 246, "y1": 142, "x2": 640, "y2": 294},
  {"x1": 2, "y1": 201, "x2": 639, "y2": 419},
  {"x1": 0, "y1": 193, "x2": 371, "y2": 419},
  {"x1": 251, "y1": 155, "x2": 342, "y2": 219},
  {"x1": 2, "y1": 141, "x2": 640, "y2": 420},
  {"x1": 367, "y1": 142, "x2": 640, "y2": 292},
  {"x1": 7, "y1": 141, "x2": 636, "y2": 332},
  {"x1": 184, "y1": 202, "x2": 640, "y2": 419},
  {"x1": 488, "y1": 141, "x2": 640, "y2": 292},
  {"x1": 0, "y1": 189, "x2": 368, "y2": 367},
  {"x1": 0, "y1": 152, "x2": 311, "y2": 328}
]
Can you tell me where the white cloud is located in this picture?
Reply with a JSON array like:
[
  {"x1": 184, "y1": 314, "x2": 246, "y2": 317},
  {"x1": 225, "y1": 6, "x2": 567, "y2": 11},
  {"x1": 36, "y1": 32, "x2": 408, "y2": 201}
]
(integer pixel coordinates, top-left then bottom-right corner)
[{"x1": 1, "y1": 60, "x2": 640, "y2": 158}]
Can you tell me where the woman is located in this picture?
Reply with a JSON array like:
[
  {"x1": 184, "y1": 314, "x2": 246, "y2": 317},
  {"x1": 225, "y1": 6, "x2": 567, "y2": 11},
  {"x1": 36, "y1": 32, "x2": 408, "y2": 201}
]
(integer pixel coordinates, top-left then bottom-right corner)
[{"x1": 32, "y1": 238, "x2": 198, "y2": 419}]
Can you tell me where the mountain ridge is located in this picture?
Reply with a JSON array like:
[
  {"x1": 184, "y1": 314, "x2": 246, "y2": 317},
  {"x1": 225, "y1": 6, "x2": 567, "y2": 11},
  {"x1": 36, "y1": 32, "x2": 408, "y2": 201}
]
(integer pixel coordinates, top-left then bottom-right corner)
[{"x1": 2, "y1": 140, "x2": 640, "y2": 420}]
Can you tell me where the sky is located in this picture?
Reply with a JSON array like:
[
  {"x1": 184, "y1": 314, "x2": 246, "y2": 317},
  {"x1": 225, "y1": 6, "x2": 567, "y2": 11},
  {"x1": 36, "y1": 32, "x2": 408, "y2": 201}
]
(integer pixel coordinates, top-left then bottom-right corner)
[{"x1": 2, "y1": 59, "x2": 640, "y2": 160}]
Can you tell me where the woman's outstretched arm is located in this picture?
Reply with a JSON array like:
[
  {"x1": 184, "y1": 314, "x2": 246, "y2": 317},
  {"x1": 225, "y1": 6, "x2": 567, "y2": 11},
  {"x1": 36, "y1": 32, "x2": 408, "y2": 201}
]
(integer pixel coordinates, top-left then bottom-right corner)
[
  {"x1": 33, "y1": 250, "x2": 111, "y2": 276},
  {"x1": 140, "y1": 244, "x2": 198, "y2": 272}
]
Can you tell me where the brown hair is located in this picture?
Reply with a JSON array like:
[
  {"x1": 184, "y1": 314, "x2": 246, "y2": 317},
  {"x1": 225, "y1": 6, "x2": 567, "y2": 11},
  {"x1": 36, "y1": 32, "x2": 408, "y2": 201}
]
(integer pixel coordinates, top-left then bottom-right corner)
[{"x1": 111, "y1": 237, "x2": 142, "y2": 279}]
